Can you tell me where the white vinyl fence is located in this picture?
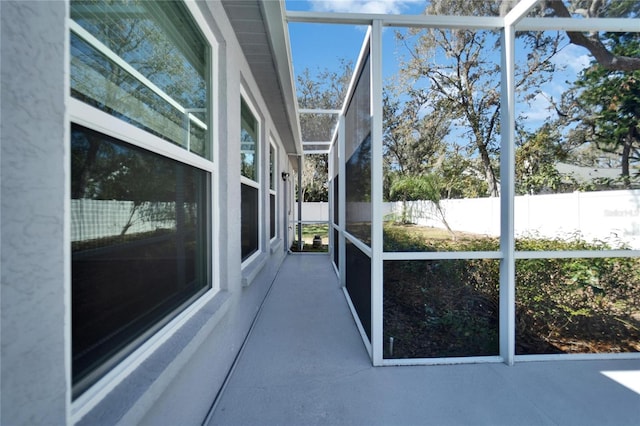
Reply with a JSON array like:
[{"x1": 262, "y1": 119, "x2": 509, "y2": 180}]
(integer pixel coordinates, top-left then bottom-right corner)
[
  {"x1": 71, "y1": 199, "x2": 177, "y2": 242},
  {"x1": 301, "y1": 190, "x2": 640, "y2": 249},
  {"x1": 388, "y1": 189, "x2": 640, "y2": 249},
  {"x1": 296, "y1": 201, "x2": 329, "y2": 222}
]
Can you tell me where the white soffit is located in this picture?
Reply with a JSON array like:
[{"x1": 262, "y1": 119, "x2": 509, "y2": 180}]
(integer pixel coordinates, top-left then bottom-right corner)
[{"x1": 221, "y1": 0, "x2": 302, "y2": 158}]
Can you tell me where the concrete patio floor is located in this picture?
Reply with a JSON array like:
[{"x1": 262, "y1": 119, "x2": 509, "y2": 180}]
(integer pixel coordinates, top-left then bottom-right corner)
[{"x1": 207, "y1": 254, "x2": 640, "y2": 426}]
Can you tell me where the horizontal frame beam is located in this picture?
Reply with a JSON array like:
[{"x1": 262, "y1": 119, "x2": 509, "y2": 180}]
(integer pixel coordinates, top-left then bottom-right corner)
[
  {"x1": 299, "y1": 108, "x2": 342, "y2": 114},
  {"x1": 383, "y1": 251, "x2": 502, "y2": 261},
  {"x1": 287, "y1": 11, "x2": 503, "y2": 29},
  {"x1": 517, "y1": 17, "x2": 640, "y2": 32},
  {"x1": 380, "y1": 249, "x2": 640, "y2": 261},
  {"x1": 288, "y1": 11, "x2": 639, "y2": 34}
]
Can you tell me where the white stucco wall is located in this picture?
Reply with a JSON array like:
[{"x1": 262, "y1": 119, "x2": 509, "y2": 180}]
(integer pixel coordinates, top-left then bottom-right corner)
[
  {"x1": 1, "y1": 1, "x2": 68, "y2": 424},
  {"x1": 1, "y1": 1, "x2": 295, "y2": 424}
]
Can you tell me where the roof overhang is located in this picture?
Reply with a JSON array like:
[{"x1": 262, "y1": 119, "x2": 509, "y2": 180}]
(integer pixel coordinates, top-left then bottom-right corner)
[{"x1": 220, "y1": 0, "x2": 303, "y2": 162}]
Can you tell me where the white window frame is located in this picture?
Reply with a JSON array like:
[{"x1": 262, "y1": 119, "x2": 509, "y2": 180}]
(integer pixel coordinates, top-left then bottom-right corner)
[
  {"x1": 269, "y1": 138, "x2": 278, "y2": 242},
  {"x1": 240, "y1": 88, "x2": 263, "y2": 266},
  {"x1": 68, "y1": 0, "x2": 220, "y2": 418}
]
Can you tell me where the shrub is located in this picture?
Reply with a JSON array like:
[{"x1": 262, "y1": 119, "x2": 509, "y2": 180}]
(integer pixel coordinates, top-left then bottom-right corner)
[{"x1": 383, "y1": 224, "x2": 640, "y2": 358}]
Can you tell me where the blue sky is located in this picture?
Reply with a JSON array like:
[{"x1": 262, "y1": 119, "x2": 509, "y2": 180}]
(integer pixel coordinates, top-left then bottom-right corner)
[
  {"x1": 286, "y1": 0, "x2": 426, "y2": 81},
  {"x1": 284, "y1": 0, "x2": 592, "y2": 132}
]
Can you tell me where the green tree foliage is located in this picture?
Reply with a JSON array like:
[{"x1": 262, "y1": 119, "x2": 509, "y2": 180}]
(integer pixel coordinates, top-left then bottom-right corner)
[
  {"x1": 392, "y1": 0, "x2": 561, "y2": 197},
  {"x1": 300, "y1": 153, "x2": 329, "y2": 202},
  {"x1": 438, "y1": 146, "x2": 489, "y2": 199},
  {"x1": 538, "y1": 0, "x2": 640, "y2": 72},
  {"x1": 383, "y1": 0, "x2": 639, "y2": 200},
  {"x1": 516, "y1": 124, "x2": 572, "y2": 194},
  {"x1": 382, "y1": 90, "x2": 450, "y2": 177},
  {"x1": 389, "y1": 174, "x2": 454, "y2": 237},
  {"x1": 383, "y1": 225, "x2": 640, "y2": 357},
  {"x1": 559, "y1": 31, "x2": 640, "y2": 188},
  {"x1": 389, "y1": 174, "x2": 443, "y2": 202}
]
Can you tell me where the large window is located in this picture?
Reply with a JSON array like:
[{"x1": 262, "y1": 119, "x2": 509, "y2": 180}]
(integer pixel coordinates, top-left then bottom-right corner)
[
  {"x1": 69, "y1": 0, "x2": 212, "y2": 396},
  {"x1": 70, "y1": 0, "x2": 209, "y2": 159},
  {"x1": 241, "y1": 97, "x2": 260, "y2": 261},
  {"x1": 270, "y1": 142, "x2": 277, "y2": 241}
]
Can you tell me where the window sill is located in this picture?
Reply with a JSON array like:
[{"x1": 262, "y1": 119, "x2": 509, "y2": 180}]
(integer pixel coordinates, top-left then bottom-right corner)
[
  {"x1": 241, "y1": 252, "x2": 267, "y2": 287},
  {"x1": 270, "y1": 238, "x2": 283, "y2": 254},
  {"x1": 73, "y1": 289, "x2": 231, "y2": 425}
]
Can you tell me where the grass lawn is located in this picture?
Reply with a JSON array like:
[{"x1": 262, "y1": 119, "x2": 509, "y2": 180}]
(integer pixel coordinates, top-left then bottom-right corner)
[{"x1": 292, "y1": 223, "x2": 329, "y2": 252}]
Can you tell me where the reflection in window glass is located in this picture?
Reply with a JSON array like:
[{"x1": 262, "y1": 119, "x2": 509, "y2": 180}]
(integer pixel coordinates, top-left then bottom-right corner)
[
  {"x1": 270, "y1": 193, "x2": 276, "y2": 240},
  {"x1": 269, "y1": 145, "x2": 275, "y2": 191},
  {"x1": 332, "y1": 143, "x2": 339, "y2": 226},
  {"x1": 70, "y1": 0, "x2": 209, "y2": 158},
  {"x1": 333, "y1": 228, "x2": 340, "y2": 271},
  {"x1": 516, "y1": 257, "x2": 640, "y2": 355},
  {"x1": 346, "y1": 134, "x2": 372, "y2": 245},
  {"x1": 333, "y1": 175, "x2": 339, "y2": 227},
  {"x1": 241, "y1": 99, "x2": 258, "y2": 181},
  {"x1": 384, "y1": 259, "x2": 499, "y2": 359},
  {"x1": 241, "y1": 184, "x2": 259, "y2": 261},
  {"x1": 241, "y1": 97, "x2": 260, "y2": 260},
  {"x1": 269, "y1": 144, "x2": 276, "y2": 240},
  {"x1": 344, "y1": 54, "x2": 371, "y2": 247},
  {"x1": 71, "y1": 124, "x2": 210, "y2": 395}
]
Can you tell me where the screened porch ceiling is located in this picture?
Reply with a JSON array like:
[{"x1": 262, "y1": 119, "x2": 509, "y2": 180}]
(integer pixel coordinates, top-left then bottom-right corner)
[{"x1": 222, "y1": 0, "x2": 638, "y2": 159}]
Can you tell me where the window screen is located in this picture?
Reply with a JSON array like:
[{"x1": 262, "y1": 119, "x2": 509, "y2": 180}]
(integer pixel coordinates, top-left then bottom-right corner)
[{"x1": 71, "y1": 124, "x2": 210, "y2": 395}]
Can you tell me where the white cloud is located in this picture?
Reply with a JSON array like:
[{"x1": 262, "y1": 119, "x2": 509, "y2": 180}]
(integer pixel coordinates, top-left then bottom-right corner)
[
  {"x1": 308, "y1": 0, "x2": 423, "y2": 15},
  {"x1": 553, "y1": 43, "x2": 592, "y2": 75},
  {"x1": 522, "y1": 91, "x2": 554, "y2": 122}
]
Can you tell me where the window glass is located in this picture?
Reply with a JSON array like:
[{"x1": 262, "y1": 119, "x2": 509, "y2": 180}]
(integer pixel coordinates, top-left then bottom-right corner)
[
  {"x1": 345, "y1": 55, "x2": 371, "y2": 246},
  {"x1": 70, "y1": 0, "x2": 209, "y2": 158},
  {"x1": 241, "y1": 97, "x2": 260, "y2": 260},
  {"x1": 71, "y1": 124, "x2": 210, "y2": 395},
  {"x1": 241, "y1": 184, "x2": 260, "y2": 260},
  {"x1": 269, "y1": 144, "x2": 275, "y2": 191},
  {"x1": 241, "y1": 99, "x2": 259, "y2": 181},
  {"x1": 269, "y1": 144, "x2": 277, "y2": 240},
  {"x1": 270, "y1": 193, "x2": 276, "y2": 240}
]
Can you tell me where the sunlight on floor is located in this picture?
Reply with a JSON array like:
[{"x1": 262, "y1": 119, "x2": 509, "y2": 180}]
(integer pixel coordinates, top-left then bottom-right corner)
[{"x1": 601, "y1": 370, "x2": 640, "y2": 395}]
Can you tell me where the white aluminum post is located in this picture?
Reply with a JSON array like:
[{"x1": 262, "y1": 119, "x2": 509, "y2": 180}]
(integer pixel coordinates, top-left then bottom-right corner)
[
  {"x1": 500, "y1": 0, "x2": 540, "y2": 366},
  {"x1": 499, "y1": 24, "x2": 516, "y2": 366},
  {"x1": 329, "y1": 142, "x2": 335, "y2": 260},
  {"x1": 371, "y1": 19, "x2": 384, "y2": 366},
  {"x1": 298, "y1": 155, "x2": 303, "y2": 251}
]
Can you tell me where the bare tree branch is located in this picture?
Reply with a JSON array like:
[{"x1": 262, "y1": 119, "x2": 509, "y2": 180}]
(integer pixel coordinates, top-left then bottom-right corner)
[{"x1": 545, "y1": 0, "x2": 640, "y2": 71}]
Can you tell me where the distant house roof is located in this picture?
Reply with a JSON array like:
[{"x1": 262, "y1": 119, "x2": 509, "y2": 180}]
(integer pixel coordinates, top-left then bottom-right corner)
[
  {"x1": 556, "y1": 162, "x2": 621, "y2": 183},
  {"x1": 221, "y1": 0, "x2": 302, "y2": 159}
]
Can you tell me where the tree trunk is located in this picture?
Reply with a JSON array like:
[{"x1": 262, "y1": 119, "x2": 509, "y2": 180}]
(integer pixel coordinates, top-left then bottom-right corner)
[
  {"x1": 74, "y1": 136, "x2": 100, "y2": 199},
  {"x1": 434, "y1": 203, "x2": 456, "y2": 240},
  {"x1": 477, "y1": 136, "x2": 499, "y2": 197}
]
